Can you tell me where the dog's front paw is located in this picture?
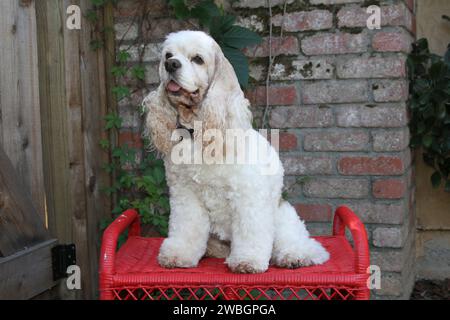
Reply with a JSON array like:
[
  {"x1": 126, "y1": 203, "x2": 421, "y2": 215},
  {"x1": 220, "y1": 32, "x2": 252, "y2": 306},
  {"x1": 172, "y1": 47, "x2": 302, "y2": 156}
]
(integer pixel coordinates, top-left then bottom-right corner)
[
  {"x1": 227, "y1": 256, "x2": 268, "y2": 274},
  {"x1": 229, "y1": 262, "x2": 265, "y2": 274},
  {"x1": 274, "y1": 239, "x2": 330, "y2": 268},
  {"x1": 158, "y1": 238, "x2": 200, "y2": 269},
  {"x1": 158, "y1": 253, "x2": 197, "y2": 268}
]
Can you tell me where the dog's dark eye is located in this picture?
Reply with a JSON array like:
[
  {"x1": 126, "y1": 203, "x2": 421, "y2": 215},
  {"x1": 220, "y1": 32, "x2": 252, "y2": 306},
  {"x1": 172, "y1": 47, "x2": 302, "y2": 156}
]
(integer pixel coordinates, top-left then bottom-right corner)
[
  {"x1": 192, "y1": 55, "x2": 204, "y2": 65},
  {"x1": 165, "y1": 52, "x2": 173, "y2": 60}
]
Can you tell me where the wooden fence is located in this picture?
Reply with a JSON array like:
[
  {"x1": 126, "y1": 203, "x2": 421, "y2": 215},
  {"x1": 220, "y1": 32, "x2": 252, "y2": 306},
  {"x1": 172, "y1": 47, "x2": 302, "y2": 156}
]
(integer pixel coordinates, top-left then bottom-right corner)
[{"x1": 0, "y1": 0, "x2": 115, "y2": 299}]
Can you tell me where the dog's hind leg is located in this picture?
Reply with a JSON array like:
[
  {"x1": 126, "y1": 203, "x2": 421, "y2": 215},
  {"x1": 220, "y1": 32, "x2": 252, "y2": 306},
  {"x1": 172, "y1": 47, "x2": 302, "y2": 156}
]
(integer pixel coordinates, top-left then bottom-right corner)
[{"x1": 272, "y1": 201, "x2": 329, "y2": 268}]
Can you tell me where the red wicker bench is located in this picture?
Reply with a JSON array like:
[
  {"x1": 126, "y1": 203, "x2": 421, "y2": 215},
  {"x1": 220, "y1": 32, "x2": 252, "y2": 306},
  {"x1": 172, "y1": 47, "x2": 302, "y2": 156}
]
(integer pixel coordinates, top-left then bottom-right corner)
[{"x1": 99, "y1": 206, "x2": 370, "y2": 300}]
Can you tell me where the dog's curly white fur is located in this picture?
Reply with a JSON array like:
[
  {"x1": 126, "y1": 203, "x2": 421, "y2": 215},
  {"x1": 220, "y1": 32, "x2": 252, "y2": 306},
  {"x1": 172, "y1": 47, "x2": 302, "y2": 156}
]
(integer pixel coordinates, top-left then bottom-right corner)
[{"x1": 142, "y1": 31, "x2": 329, "y2": 273}]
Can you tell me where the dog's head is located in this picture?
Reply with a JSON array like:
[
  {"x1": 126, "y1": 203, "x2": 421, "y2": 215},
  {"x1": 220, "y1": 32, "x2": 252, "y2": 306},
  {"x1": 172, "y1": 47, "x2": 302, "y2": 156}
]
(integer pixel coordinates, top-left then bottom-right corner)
[
  {"x1": 160, "y1": 31, "x2": 213, "y2": 111},
  {"x1": 143, "y1": 30, "x2": 252, "y2": 155},
  {"x1": 158, "y1": 30, "x2": 247, "y2": 126}
]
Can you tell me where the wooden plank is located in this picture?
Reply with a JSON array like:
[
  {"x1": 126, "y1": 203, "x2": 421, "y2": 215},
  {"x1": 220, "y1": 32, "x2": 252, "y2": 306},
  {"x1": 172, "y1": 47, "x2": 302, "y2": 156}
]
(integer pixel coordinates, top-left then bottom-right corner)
[
  {"x1": 0, "y1": 146, "x2": 49, "y2": 256},
  {"x1": 63, "y1": 0, "x2": 93, "y2": 300},
  {"x1": 75, "y1": 0, "x2": 113, "y2": 299},
  {"x1": 35, "y1": 0, "x2": 72, "y2": 243},
  {"x1": 0, "y1": 0, "x2": 46, "y2": 219},
  {"x1": 0, "y1": 239, "x2": 57, "y2": 300}
]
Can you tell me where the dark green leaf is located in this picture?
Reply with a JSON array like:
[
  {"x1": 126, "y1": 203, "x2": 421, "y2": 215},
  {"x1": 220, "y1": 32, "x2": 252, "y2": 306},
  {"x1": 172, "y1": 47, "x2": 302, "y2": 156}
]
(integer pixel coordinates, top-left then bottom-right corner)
[
  {"x1": 423, "y1": 135, "x2": 433, "y2": 148},
  {"x1": 431, "y1": 171, "x2": 442, "y2": 188},
  {"x1": 444, "y1": 44, "x2": 450, "y2": 66},
  {"x1": 445, "y1": 179, "x2": 450, "y2": 192},
  {"x1": 221, "y1": 26, "x2": 262, "y2": 49},
  {"x1": 131, "y1": 65, "x2": 146, "y2": 81},
  {"x1": 209, "y1": 14, "x2": 235, "y2": 39},
  {"x1": 112, "y1": 86, "x2": 130, "y2": 100},
  {"x1": 117, "y1": 50, "x2": 131, "y2": 63},
  {"x1": 221, "y1": 46, "x2": 249, "y2": 88},
  {"x1": 168, "y1": 0, "x2": 191, "y2": 19},
  {"x1": 190, "y1": 1, "x2": 221, "y2": 26}
]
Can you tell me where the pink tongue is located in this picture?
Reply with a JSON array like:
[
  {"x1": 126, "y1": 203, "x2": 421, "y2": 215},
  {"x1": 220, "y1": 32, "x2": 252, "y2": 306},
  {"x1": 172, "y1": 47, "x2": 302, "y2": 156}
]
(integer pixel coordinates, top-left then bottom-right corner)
[{"x1": 167, "y1": 81, "x2": 181, "y2": 92}]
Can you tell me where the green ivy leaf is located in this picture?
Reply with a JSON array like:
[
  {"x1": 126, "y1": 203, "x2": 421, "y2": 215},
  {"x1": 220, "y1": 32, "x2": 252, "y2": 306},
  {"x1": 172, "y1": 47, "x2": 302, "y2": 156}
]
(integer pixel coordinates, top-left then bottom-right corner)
[
  {"x1": 90, "y1": 39, "x2": 104, "y2": 51},
  {"x1": 112, "y1": 86, "x2": 131, "y2": 100},
  {"x1": 99, "y1": 139, "x2": 110, "y2": 150},
  {"x1": 111, "y1": 65, "x2": 127, "y2": 77},
  {"x1": 221, "y1": 46, "x2": 249, "y2": 88},
  {"x1": 91, "y1": 0, "x2": 106, "y2": 7},
  {"x1": 209, "y1": 15, "x2": 235, "y2": 39},
  {"x1": 422, "y1": 135, "x2": 434, "y2": 148},
  {"x1": 153, "y1": 167, "x2": 165, "y2": 184},
  {"x1": 104, "y1": 113, "x2": 123, "y2": 130},
  {"x1": 131, "y1": 65, "x2": 146, "y2": 81},
  {"x1": 431, "y1": 171, "x2": 442, "y2": 188},
  {"x1": 117, "y1": 50, "x2": 131, "y2": 63},
  {"x1": 444, "y1": 44, "x2": 450, "y2": 66},
  {"x1": 168, "y1": 0, "x2": 191, "y2": 19},
  {"x1": 190, "y1": 0, "x2": 221, "y2": 26},
  {"x1": 445, "y1": 179, "x2": 450, "y2": 192},
  {"x1": 85, "y1": 10, "x2": 99, "y2": 23},
  {"x1": 221, "y1": 26, "x2": 262, "y2": 50}
]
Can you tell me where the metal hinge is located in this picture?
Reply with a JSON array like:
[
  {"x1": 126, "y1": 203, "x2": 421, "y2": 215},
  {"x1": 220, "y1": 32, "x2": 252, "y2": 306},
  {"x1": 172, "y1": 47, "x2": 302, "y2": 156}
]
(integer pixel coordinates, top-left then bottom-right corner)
[{"x1": 51, "y1": 244, "x2": 76, "y2": 281}]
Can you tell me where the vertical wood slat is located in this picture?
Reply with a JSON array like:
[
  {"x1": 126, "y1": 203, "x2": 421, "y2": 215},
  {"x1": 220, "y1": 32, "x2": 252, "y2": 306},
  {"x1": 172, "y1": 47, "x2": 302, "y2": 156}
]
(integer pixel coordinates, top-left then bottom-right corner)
[
  {"x1": 36, "y1": 0, "x2": 112, "y2": 299},
  {"x1": 0, "y1": 0, "x2": 46, "y2": 220},
  {"x1": 35, "y1": 0, "x2": 72, "y2": 243},
  {"x1": 0, "y1": 146, "x2": 49, "y2": 257}
]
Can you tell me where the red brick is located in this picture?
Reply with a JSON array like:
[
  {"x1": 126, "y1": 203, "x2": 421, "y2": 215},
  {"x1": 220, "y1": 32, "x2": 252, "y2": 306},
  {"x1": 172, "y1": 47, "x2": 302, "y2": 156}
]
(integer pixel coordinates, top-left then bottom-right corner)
[
  {"x1": 234, "y1": 0, "x2": 294, "y2": 8},
  {"x1": 294, "y1": 203, "x2": 332, "y2": 222},
  {"x1": 337, "y1": 56, "x2": 406, "y2": 79},
  {"x1": 119, "y1": 131, "x2": 143, "y2": 148},
  {"x1": 302, "y1": 80, "x2": 368, "y2": 104},
  {"x1": 281, "y1": 155, "x2": 333, "y2": 175},
  {"x1": 246, "y1": 85, "x2": 298, "y2": 106},
  {"x1": 372, "y1": 80, "x2": 408, "y2": 102},
  {"x1": 301, "y1": 32, "x2": 369, "y2": 56},
  {"x1": 303, "y1": 178, "x2": 369, "y2": 199},
  {"x1": 373, "y1": 178, "x2": 406, "y2": 199},
  {"x1": 244, "y1": 36, "x2": 299, "y2": 58},
  {"x1": 344, "y1": 202, "x2": 405, "y2": 224},
  {"x1": 272, "y1": 10, "x2": 333, "y2": 32},
  {"x1": 279, "y1": 132, "x2": 298, "y2": 151},
  {"x1": 372, "y1": 129, "x2": 410, "y2": 152},
  {"x1": 304, "y1": 130, "x2": 369, "y2": 151},
  {"x1": 372, "y1": 30, "x2": 413, "y2": 53},
  {"x1": 269, "y1": 106, "x2": 334, "y2": 128},
  {"x1": 336, "y1": 105, "x2": 407, "y2": 128},
  {"x1": 337, "y1": 3, "x2": 414, "y2": 32},
  {"x1": 338, "y1": 156, "x2": 405, "y2": 175}
]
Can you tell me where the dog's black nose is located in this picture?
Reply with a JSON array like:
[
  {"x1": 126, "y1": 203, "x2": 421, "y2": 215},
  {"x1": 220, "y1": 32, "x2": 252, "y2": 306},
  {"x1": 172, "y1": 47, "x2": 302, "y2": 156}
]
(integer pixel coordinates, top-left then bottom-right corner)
[{"x1": 165, "y1": 59, "x2": 181, "y2": 73}]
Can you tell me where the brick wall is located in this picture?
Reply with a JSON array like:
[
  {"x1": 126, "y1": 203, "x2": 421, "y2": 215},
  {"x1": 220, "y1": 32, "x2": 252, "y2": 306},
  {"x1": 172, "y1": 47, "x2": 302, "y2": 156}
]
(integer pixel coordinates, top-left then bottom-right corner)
[{"x1": 114, "y1": 0, "x2": 417, "y2": 299}]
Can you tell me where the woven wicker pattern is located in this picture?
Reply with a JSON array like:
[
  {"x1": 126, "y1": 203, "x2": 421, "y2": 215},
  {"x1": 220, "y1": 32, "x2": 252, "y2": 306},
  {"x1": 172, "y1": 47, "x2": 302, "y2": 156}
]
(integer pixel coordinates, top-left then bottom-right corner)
[{"x1": 99, "y1": 206, "x2": 370, "y2": 300}]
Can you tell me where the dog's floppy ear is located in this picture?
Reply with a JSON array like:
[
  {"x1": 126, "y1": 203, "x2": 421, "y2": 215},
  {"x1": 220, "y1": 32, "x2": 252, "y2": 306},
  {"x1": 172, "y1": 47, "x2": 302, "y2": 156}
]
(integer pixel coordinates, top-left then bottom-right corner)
[
  {"x1": 142, "y1": 86, "x2": 178, "y2": 155},
  {"x1": 198, "y1": 42, "x2": 252, "y2": 136}
]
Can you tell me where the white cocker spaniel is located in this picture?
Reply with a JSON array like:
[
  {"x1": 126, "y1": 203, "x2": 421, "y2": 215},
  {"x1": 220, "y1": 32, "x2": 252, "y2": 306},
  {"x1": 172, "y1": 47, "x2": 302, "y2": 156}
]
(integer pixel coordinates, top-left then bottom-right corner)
[{"x1": 142, "y1": 30, "x2": 329, "y2": 273}]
